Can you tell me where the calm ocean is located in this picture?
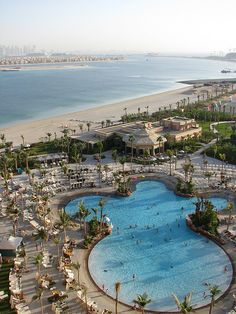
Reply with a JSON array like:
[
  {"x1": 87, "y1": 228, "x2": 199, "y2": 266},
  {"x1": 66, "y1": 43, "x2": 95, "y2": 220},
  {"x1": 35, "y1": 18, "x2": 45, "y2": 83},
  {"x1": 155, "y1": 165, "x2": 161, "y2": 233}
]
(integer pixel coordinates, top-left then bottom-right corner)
[{"x1": 0, "y1": 55, "x2": 236, "y2": 127}]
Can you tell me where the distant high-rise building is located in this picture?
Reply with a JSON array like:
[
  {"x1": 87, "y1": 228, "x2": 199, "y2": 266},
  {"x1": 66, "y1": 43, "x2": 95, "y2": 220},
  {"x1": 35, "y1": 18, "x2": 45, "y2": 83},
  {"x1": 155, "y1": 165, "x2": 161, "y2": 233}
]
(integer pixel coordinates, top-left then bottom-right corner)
[{"x1": 0, "y1": 44, "x2": 38, "y2": 57}]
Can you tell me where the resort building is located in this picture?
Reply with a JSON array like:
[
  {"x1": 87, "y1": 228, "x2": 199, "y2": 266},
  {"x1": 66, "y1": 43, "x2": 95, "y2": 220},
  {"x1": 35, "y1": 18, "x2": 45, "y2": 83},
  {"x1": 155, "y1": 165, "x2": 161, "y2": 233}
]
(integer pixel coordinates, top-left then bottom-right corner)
[
  {"x1": 224, "y1": 94, "x2": 236, "y2": 115},
  {"x1": 209, "y1": 94, "x2": 236, "y2": 115},
  {"x1": 71, "y1": 116, "x2": 202, "y2": 155}
]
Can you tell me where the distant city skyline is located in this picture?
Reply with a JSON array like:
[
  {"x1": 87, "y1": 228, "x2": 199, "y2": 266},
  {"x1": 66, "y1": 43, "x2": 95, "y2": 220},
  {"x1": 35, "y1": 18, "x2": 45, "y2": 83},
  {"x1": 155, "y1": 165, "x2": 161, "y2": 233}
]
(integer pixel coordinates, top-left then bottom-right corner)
[{"x1": 1, "y1": 0, "x2": 236, "y2": 55}]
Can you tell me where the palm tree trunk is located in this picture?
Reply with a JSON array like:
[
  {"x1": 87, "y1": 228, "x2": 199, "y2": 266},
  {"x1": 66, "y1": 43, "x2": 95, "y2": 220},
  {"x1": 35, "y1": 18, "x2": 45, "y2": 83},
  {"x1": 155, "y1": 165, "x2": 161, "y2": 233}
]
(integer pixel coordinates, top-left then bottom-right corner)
[
  {"x1": 57, "y1": 244, "x2": 60, "y2": 264},
  {"x1": 115, "y1": 297, "x2": 118, "y2": 314},
  {"x1": 13, "y1": 221, "x2": 16, "y2": 237},
  {"x1": 227, "y1": 212, "x2": 232, "y2": 231},
  {"x1": 209, "y1": 300, "x2": 213, "y2": 314},
  {"x1": 131, "y1": 144, "x2": 133, "y2": 172},
  {"x1": 85, "y1": 293, "x2": 89, "y2": 314},
  {"x1": 40, "y1": 297, "x2": 44, "y2": 314},
  {"x1": 100, "y1": 208, "x2": 103, "y2": 227}
]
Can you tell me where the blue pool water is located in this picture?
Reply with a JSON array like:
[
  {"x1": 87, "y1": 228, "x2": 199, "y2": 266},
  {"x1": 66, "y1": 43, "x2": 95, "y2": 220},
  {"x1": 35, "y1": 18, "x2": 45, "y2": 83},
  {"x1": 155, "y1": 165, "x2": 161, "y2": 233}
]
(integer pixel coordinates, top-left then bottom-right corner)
[{"x1": 65, "y1": 181, "x2": 232, "y2": 311}]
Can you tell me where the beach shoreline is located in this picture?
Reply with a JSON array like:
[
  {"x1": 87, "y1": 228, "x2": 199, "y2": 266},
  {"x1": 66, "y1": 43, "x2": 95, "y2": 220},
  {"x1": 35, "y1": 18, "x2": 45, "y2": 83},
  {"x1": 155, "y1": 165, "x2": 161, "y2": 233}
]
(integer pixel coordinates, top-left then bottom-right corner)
[{"x1": 1, "y1": 85, "x2": 194, "y2": 146}]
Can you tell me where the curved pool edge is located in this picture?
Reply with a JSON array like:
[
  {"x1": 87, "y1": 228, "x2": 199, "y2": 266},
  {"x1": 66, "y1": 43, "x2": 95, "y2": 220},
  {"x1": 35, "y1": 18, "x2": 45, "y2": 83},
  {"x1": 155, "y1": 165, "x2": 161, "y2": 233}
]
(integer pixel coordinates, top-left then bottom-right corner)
[
  {"x1": 60, "y1": 174, "x2": 236, "y2": 313},
  {"x1": 86, "y1": 221, "x2": 234, "y2": 313}
]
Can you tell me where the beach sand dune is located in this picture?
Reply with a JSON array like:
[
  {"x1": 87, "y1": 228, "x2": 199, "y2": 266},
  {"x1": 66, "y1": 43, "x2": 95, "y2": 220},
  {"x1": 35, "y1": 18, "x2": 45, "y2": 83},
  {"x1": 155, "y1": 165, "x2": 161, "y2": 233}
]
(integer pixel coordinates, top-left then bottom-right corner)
[{"x1": 1, "y1": 86, "x2": 194, "y2": 146}]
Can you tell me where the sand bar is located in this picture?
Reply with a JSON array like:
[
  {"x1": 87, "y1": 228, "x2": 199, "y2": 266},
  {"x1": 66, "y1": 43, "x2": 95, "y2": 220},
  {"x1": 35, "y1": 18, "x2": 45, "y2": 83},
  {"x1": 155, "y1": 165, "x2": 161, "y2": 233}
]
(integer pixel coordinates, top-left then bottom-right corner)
[{"x1": 1, "y1": 85, "x2": 194, "y2": 146}]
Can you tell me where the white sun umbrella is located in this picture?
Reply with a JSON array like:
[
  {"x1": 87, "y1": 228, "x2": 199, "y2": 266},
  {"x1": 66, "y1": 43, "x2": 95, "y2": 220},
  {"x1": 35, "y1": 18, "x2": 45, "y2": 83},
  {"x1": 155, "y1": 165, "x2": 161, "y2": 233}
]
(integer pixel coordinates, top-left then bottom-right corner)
[{"x1": 104, "y1": 216, "x2": 110, "y2": 223}]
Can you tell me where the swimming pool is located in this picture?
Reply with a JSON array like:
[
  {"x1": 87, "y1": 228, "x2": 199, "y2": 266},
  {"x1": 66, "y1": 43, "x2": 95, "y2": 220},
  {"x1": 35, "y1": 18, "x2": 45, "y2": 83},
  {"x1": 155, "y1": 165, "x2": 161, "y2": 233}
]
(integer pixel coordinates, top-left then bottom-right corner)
[{"x1": 65, "y1": 180, "x2": 232, "y2": 311}]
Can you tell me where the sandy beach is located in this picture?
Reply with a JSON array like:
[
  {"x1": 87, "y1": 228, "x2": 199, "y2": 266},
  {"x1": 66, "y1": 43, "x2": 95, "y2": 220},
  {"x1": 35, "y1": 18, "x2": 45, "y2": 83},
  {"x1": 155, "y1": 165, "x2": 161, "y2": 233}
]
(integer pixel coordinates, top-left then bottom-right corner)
[{"x1": 1, "y1": 85, "x2": 194, "y2": 146}]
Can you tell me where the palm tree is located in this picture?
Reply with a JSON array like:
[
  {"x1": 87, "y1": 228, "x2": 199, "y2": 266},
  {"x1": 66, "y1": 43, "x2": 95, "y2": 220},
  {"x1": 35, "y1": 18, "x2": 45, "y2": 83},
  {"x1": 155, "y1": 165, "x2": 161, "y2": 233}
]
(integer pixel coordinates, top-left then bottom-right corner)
[
  {"x1": 205, "y1": 284, "x2": 221, "y2": 314},
  {"x1": 77, "y1": 200, "x2": 90, "y2": 235},
  {"x1": 212, "y1": 145, "x2": 218, "y2": 159},
  {"x1": 134, "y1": 293, "x2": 151, "y2": 314},
  {"x1": 111, "y1": 149, "x2": 118, "y2": 163},
  {"x1": 78, "y1": 123, "x2": 83, "y2": 132},
  {"x1": 157, "y1": 136, "x2": 163, "y2": 153},
  {"x1": 0, "y1": 154, "x2": 10, "y2": 190},
  {"x1": 103, "y1": 164, "x2": 110, "y2": 184},
  {"x1": 58, "y1": 209, "x2": 72, "y2": 241},
  {"x1": 11, "y1": 151, "x2": 18, "y2": 172},
  {"x1": 119, "y1": 157, "x2": 126, "y2": 173},
  {"x1": 86, "y1": 122, "x2": 91, "y2": 132},
  {"x1": 0, "y1": 133, "x2": 6, "y2": 145},
  {"x1": 166, "y1": 149, "x2": 174, "y2": 176},
  {"x1": 20, "y1": 149, "x2": 29, "y2": 171},
  {"x1": 6, "y1": 202, "x2": 20, "y2": 236},
  {"x1": 182, "y1": 161, "x2": 194, "y2": 182},
  {"x1": 72, "y1": 153, "x2": 81, "y2": 174},
  {"x1": 172, "y1": 292, "x2": 194, "y2": 313},
  {"x1": 123, "y1": 107, "x2": 127, "y2": 117},
  {"x1": 53, "y1": 236, "x2": 61, "y2": 264},
  {"x1": 32, "y1": 252, "x2": 43, "y2": 277},
  {"x1": 46, "y1": 132, "x2": 52, "y2": 142},
  {"x1": 128, "y1": 135, "x2": 135, "y2": 171},
  {"x1": 106, "y1": 119, "x2": 111, "y2": 127},
  {"x1": 33, "y1": 228, "x2": 49, "y2": 250},
  {"x1": 20, "y1": 134, "x2": 25, "y2": 146},
  {"x1": 97, "y1": 141, "x2": 103, "y2": 160},
  {"x1": 219, "y1": 153, "x2": 226, "y2": 171},
  {"x1": 204, "y1": 172, "x2": 213, "y2": 186},
  {"x1": 96, "y1": 141, "x2": 103, "y2": 186},
  {"x1": 98, "y1": 198, "x2": 106, "y2": 227},
  {"x1": 101, "y1": 121, "x2": 105, "y2": 128},
  {"x1": 77, "y1": 141, "x2": 86, "y2": 159},
  {"x1": 91, "y1": 207, "x2": 98, "y2": 220},
  {"x1": 81, "y1": 284, "x2": 89, "y2": 314},
  {"x1": 72, "y1": 262, "x2": 81, "y2": 285},
  {"x1": 115, "y1": 282, "x2": 121, "y2": 314},
  {"x1": 32, "y1": 288, "x2": 44, "y2": 314}
]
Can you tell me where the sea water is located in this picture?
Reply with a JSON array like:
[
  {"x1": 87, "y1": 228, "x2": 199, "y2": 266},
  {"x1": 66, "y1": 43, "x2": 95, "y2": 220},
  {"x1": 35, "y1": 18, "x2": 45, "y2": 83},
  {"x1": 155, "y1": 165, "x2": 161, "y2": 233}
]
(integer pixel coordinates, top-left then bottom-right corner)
[{"x1": 1, "y1": 55, "x2": 236, "y2": 127}]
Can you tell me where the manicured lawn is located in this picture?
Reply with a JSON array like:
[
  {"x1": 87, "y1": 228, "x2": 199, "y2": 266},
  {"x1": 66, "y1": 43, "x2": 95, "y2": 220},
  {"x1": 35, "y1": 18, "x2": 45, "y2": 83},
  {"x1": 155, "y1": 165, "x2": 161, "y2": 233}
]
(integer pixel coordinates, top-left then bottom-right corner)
[
  {"x1": 29, "y1": 141, "x2": 60, "y2": 156},
  {"x1": 215, "y1": 123, "x2": 234, "y2": 138},
  {"x1": 0, "y1": 262, "x2": 16, "y2": 314},
  {"x1": 198, "y1": 121, "x2": 211, "y2": 132}
]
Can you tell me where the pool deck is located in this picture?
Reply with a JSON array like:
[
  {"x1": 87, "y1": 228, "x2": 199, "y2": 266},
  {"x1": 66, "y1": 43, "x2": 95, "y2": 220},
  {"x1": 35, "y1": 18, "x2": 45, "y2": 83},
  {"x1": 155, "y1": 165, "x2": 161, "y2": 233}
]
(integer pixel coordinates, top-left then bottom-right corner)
[{"x1": 51, "y1": 173, "x2": 236, "y2": 314}]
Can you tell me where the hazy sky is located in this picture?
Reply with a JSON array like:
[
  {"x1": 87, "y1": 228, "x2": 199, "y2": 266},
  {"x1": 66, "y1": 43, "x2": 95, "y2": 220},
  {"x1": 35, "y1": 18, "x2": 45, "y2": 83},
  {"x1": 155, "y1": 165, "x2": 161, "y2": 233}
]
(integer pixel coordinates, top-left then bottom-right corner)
[{"x1": 1, "y1": 0, "x2": 236, "y2": 54}]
